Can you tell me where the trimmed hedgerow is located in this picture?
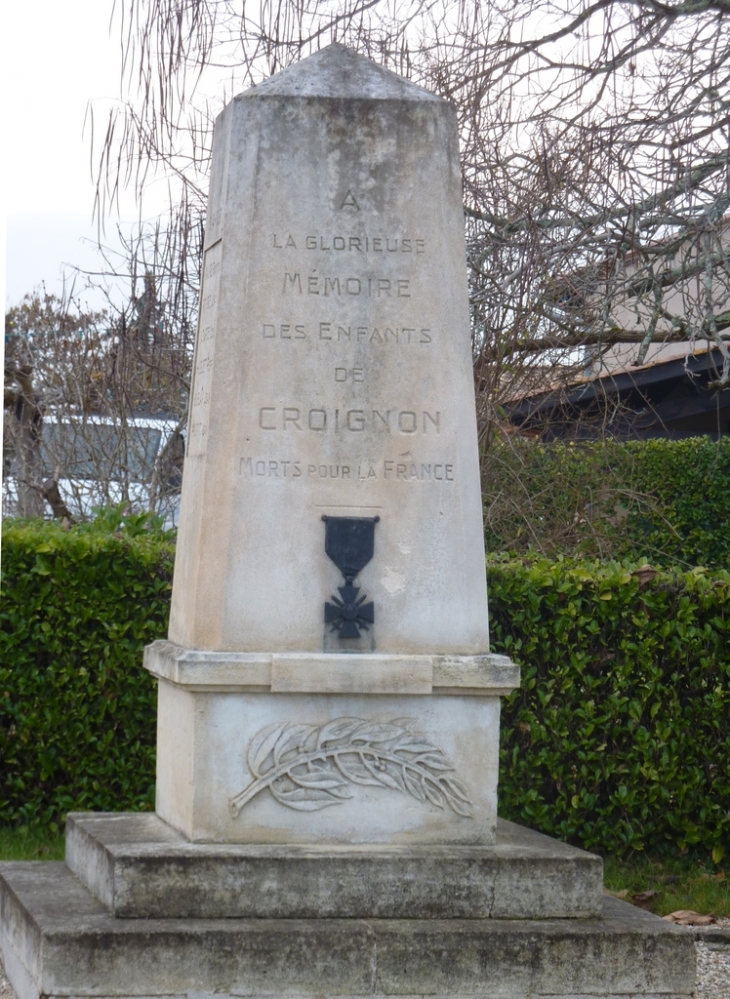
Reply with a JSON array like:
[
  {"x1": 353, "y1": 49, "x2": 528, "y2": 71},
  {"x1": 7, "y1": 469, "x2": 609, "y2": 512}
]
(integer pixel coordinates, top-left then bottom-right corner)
[
  {"x1": 491, "y1": 556, "x2": 730, "y2": 861},
  {"x1": 2, "y1": 521, "x2": 729, "y2": 860},
  {"x1": 483, "y1": 436, "x2": 730, "y2": 568},
  {"x1": 0, "y1": 518, "x2": 172, "y2": 829}
]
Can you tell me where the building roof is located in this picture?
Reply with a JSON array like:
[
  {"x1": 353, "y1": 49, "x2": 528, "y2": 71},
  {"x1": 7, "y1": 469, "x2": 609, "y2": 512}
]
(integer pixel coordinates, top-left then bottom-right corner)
[{"x1": 506, "y1": 346, "x2": 730, "y2": 440}]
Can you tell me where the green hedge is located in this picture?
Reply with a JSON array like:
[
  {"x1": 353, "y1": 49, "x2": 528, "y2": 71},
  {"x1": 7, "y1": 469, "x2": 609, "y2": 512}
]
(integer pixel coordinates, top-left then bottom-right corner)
[
  {"x1": 2, "y1": 520, "x2": 729, "y2": 860},
  {"x1": 490, "y1": 557, "x2": 730, "y2": 861},
  {"x1": 0, "y1": 519, "x2": 173, "y2": 829},
  {"x1": 483, "y1": 436, "x2": 730, "y2": 567}
]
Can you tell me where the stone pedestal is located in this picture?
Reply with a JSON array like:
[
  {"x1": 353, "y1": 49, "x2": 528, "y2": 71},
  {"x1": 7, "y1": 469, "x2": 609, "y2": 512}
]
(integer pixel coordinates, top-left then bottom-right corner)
[
  {"x1": 63, "y1": 813, "x2": 604, "y2": 919},
  {"x1": 146, "y1": 641, "x2": 518, "y2": 844}
]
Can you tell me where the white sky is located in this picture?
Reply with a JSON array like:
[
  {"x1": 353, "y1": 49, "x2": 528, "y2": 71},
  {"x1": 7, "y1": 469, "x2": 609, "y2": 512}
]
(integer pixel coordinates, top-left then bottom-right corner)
[{"x1": 1, "y1": 0, "x2": 173, "y2": 312}]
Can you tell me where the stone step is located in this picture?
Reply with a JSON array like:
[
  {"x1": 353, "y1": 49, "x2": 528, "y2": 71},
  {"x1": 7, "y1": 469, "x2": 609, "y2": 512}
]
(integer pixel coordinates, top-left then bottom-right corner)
[
  {"x1": 65, "y1": 812, "x2": 604, "y2": 919},
  {"x1": 0, "y1": 861, "x2": 694, "y2": 999}
]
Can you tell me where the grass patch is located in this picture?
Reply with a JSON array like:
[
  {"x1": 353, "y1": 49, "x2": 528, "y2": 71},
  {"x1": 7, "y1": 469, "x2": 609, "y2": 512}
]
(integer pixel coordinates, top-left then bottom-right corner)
[
  {"x1": 603, "y1": 853, "x2": 730, "y2": 917},
  {"x1": 0, "y1": 826, "x2": 65, "y2": 861}
]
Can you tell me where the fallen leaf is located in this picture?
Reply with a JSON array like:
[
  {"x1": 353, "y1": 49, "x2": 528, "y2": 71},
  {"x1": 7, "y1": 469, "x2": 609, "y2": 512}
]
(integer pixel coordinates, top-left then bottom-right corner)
[
  {"x1": 605, "y1": 888, "x2": 629, "y2": 899},
  {"x1": 662, "y1": 910, "x2": 717, "y2": 926},
  {"x1": 631, "y1": 564, "x2": 658, "y2": 586}
]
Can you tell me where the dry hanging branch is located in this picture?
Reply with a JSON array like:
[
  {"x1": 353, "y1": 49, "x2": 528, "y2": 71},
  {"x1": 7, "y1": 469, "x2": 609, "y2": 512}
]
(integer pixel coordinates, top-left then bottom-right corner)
[{"x1": 91, "y1": 0, "x2": 730, "y2": 437}]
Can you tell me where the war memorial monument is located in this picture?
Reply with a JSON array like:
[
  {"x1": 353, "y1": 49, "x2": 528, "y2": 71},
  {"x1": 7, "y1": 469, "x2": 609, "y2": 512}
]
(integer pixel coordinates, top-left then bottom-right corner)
[{"x1": 0, "y1": 44, "x2": 695, "y2": 999}]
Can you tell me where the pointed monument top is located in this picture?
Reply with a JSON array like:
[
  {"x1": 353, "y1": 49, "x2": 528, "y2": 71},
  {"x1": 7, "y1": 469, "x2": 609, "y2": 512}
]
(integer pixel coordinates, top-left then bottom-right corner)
[{"x1": 241, "y1": 43, "x2": 442, "y2": 102}]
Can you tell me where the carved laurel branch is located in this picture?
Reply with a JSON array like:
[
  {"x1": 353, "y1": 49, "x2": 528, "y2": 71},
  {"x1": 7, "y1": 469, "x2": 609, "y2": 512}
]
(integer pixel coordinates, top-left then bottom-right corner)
[{"x1": 228, "y1": 717, "x2": 473, "y2": 818}]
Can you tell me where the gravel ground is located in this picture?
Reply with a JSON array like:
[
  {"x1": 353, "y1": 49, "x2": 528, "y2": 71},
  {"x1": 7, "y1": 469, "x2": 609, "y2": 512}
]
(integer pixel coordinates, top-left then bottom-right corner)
[
  {"x1": 695, "y1": 917, "x2": 730, "y2": 999},
  {"x1": 1, "y1": 924, "x2": 728, "y2": 998}
]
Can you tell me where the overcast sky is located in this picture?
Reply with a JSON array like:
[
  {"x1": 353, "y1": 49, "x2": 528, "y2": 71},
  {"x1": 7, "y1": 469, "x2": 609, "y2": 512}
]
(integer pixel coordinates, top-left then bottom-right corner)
[{"x1": 1, "y1": 0, "x2": 171, "y2": 312}]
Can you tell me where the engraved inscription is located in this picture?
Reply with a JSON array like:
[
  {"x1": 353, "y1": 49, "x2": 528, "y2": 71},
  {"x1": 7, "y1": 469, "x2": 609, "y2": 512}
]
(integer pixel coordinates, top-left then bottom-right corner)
[
  {"x1": 382, "y1": 460, "x2": 453, "y2": 480},
  {"x1": 228, "y1": 718, "x2": 473, "y2": 818},
  {"x1": 339, "y1": 189, "x2": 360, "y2": 210},
  {"x1": 258, "y1": 407, "x2": 440, "y2": 434},
  {"x1": 273, "y1": 233, "x2": 425, "y2": 254},
  {"x1": 239, "y1": 458, "x2": 455, "y2": 482},
  {"x1": 283, "y1": 273, "x2": 411, "y2": 297},
  {"x1": 240, "y1": 458, "x2": 303, "y2": 478},
  {"x1": 252, "y1": 213, "x2": 442, "y2": 485},
  {"x1": 262, "y1": 323, "x2": 307, "y2": 339},
  {"x1": 261, "y1": 322, "x2": 432, "y2": 345},
  {"x1": 334, "y1": 367, "x2": 364, "y2": 382},
  {"x1": 319, "y1": 323, "x2": 431, "y2": 343}
]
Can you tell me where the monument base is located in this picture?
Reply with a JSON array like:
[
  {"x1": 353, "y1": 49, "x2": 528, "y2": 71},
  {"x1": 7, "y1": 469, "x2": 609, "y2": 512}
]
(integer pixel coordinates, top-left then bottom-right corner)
[
  {"x1": 0, "y1": 815, "x2": 695, "y2": 999},
  {"x1": 145, "y1": 642, "x2": 520, "y2": 846},
  {"x1": 64, "y1": 813, "x2": 604, "y2": 919}
]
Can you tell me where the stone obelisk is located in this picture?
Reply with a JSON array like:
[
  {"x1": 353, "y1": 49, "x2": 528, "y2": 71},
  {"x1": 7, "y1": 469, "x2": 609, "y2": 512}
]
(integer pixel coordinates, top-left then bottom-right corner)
[
  {"x1": 170, "y1": 44, "x2": 489, "y2": 657},
  {"x1": 145, "y1": 44, "x2": 519, "y2": 845}
]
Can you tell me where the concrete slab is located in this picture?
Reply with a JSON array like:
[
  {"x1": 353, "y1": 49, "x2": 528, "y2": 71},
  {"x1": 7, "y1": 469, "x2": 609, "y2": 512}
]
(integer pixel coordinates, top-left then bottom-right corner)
[
  {"x1": 65, "y1": 813, "x2": 603, "y2": 919},
  {"x1": 0, "y1": 861, "x2": 695, "y2": 999}
]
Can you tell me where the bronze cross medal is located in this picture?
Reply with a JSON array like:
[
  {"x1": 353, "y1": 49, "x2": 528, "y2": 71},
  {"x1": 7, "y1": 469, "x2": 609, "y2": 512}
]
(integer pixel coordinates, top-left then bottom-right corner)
[{"x1": 322, "y1": 515, "x2": 379, "y2": 639}]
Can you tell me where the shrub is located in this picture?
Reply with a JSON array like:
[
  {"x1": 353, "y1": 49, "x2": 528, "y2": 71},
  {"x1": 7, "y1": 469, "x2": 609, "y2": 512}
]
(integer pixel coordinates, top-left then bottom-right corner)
[
  {"x1": 483, "y1": 436, "x2": 730, "y2": 567},
  {"x1": 491, "y1": 556, "x2": 730, "y2": 860},
  {"x1": 0, "y1": 518, "x2": 172, "y2": 828}
]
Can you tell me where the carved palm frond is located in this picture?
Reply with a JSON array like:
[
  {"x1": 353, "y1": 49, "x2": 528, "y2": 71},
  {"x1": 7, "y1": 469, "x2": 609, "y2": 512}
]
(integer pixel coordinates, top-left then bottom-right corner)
[{"x1": 229, "y1": 717, "x2": 473, "y2": 818}]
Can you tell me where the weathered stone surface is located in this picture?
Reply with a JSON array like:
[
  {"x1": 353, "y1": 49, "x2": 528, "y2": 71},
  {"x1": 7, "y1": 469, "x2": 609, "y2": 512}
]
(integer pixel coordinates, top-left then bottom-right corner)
[
  {"x1": 144, "y1": 641, "x2": 521, "y2": 696},
  {"x1": 169, "y1": 43, "x2": 489, "y2": 658},
  {"x1": 152, "y1": 684, "x2": 501, "y2": 844},
  {"x1": 0, "y1": 861, "x2": 695, "y2": 999},
  {"x1": 65, "y1": 813, "x2": 603, "y2": 919},
  {"x1": 145, "y1": 642, "x2": 519, "y2": 844}
]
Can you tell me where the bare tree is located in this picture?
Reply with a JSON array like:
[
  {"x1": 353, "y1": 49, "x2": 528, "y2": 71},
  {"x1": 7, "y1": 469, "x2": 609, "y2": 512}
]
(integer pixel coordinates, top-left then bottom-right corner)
[
  {"x1": 3, "y1": 201, "x2": 199, "y2": 520},
  {"x1": 93, "y1": 0, "x2": 730, "y2": 435},
  {"x1": 4, "y1": 361, "x2": 45, "y2": 519}
]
